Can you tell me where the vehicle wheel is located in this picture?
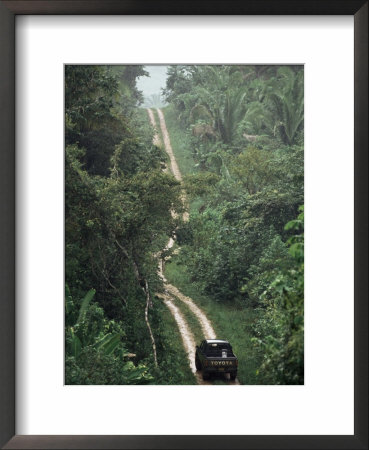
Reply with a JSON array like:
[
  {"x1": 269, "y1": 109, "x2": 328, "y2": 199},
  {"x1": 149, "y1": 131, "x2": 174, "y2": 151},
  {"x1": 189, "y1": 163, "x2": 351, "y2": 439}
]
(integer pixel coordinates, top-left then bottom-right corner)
[
  {"x1": 195, "y1": 356, "x2": 201, "y2": 371},
  {"x1": 230, "y1": 373, "x2": 237, "y2": 381},
  {"x1": 202, "y1": 372, "x2": 210, "y2": 381}
]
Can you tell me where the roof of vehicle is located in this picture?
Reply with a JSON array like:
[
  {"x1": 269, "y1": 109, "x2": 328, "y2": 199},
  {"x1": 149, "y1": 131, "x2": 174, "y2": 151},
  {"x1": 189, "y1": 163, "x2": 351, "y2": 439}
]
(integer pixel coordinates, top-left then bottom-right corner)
[{"x1": 203, "y1": 339, "x2": 230, "y2": 344}]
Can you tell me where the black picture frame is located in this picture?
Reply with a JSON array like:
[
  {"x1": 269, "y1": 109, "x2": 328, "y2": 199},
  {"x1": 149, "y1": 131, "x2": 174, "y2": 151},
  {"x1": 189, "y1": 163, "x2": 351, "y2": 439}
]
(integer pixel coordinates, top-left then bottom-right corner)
[{"x1": 0, "y1": 1, "x2": 367, "y2": 449}]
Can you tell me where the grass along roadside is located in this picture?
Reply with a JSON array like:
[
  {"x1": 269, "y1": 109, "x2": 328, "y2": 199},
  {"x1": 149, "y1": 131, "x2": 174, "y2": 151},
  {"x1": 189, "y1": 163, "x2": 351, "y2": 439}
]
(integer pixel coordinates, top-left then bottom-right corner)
[
  {"x1": 162, "y1": 105, "x2": 196, "y2": 177},
  {"x1": 151, "y1": 108, "x2": 161, "y2": 142},
  {"x1": 167, "y1": 289, "x2": 230, "y2": 385},
  {"x1": 164, "y1": 256, "x2": 260, "y2": 385},
  {"x1": 167, "y1": 289, "x2": 204, "y2": 349},
  {"x1": 154, "y1": 299, "x2": 196, "y2": 385},
  {"x1": 162, "y1": 105, "x2": 206, "y2": 217},
  {"x1": 151, "y1": 108, "x2": 172, "y2": 170}
]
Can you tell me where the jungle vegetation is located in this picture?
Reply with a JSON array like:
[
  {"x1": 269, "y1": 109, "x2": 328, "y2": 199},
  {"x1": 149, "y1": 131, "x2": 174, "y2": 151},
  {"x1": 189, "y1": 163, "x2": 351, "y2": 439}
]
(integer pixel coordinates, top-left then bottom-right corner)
[{"x1": 65, "y1": 64, "x2": 304, "y2": 385}]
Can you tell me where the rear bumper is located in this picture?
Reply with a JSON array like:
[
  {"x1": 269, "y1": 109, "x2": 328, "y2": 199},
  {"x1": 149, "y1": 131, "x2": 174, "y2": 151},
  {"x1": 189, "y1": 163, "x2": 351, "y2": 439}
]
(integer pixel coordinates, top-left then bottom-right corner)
[{"x1": 204, "y1": 367, "x2": 237, "y2": 374}]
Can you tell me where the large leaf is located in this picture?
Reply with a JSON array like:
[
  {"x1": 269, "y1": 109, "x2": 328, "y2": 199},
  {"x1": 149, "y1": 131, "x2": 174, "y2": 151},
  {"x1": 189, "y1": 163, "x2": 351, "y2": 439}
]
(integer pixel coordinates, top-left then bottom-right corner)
[
  {"x1": 284, "y1": 219, "x2": 302, "y2": 231},
  {"x1": 94, "y1": 333, "x2": 114, "y2": 349},
  {"x1": 77, "y1": 289, "x2": 96, "y2": 324},
  {"x1": 96, "y1": 333, "x2": 121, "y2": 355},
  {"x1": 121, "y1": 362, "x2": 149, "y2": 383}
]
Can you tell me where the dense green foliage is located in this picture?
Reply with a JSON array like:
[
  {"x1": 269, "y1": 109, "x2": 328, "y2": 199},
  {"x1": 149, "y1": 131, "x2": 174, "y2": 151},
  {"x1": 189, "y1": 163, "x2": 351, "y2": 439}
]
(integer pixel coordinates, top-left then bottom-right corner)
[
  {"x1": 252, "y1": 207, "x2": 304, "y2": 384},
  {"x1": 65, "y1": 65, "x2": 192, "y2": 384},
  {"x1": 65, "y1": 286, "x2": 151, "y2": 384},
  {"x1": 65, "y1": 64, "x2": 304, "y2": 385},
  {"x1": 163, "y1": 65, "x2": 304, "y2": 384}
]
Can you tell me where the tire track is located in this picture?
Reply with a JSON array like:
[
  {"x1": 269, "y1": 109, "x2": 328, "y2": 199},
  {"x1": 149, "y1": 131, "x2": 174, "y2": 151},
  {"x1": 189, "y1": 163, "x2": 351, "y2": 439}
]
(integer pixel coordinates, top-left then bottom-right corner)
[
  {"x1": 156, "y1": 292, "x2": 211, "y2": 385},
  {"x1": 148, "y1": 108, "x2": 239, "y2": 385},
  {"x1": 147, "y1": 108, "x2": 161, "y2": 148},
  {"x1": 165, "y1": 284, "x2": 216, "y2": 340}
]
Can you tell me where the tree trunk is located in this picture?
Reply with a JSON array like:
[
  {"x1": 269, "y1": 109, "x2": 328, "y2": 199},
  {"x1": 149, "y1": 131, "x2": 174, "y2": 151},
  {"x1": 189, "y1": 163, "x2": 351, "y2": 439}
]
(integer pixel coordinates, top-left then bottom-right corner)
[
  {"x1": 115, "y1": 239, "x2": 158, "y2": 367},
  {"x1": 143, "y1": 280, "x2": 158, "y2": 367}
]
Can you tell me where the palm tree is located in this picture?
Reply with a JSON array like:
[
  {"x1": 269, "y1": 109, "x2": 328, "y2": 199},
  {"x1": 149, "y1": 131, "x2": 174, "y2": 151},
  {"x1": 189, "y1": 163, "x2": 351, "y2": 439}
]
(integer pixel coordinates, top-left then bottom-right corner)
[
  {"x1": 190, "y1": 66, "x2": 248, "y2": 145},
  {"x1": 264, "y1": 67, "x2": 304, "y2": 145}
]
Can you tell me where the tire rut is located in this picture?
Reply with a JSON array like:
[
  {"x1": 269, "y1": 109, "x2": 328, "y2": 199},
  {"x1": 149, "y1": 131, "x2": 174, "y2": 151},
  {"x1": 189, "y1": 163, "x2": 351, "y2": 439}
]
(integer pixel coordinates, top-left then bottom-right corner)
[
  {"x1": 165, "y1": 284, "x2": 216, "y2": 340},
  {"x1": 156, "y1": 292, "x2": 211, "y2": 385}
]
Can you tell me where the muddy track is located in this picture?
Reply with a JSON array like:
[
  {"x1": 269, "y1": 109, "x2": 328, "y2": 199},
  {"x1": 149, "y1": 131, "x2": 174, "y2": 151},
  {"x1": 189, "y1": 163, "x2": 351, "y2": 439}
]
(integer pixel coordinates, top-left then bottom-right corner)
[{"x1": 147, "y1": 108, "x2": 239, "y2": 385}]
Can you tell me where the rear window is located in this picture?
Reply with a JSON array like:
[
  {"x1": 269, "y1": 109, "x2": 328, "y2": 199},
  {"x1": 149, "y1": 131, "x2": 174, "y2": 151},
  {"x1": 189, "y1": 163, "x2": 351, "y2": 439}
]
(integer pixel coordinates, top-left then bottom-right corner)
[{"x1": 204, "y1": 343, "x2": 232, "y2": 357}]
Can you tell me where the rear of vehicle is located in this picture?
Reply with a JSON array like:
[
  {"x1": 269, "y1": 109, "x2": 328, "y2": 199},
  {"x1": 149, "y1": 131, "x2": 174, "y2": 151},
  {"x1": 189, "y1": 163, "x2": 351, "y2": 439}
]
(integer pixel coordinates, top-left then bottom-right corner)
[{"x1": 196, "y1": 340, "x2": 238, "y2": 380}]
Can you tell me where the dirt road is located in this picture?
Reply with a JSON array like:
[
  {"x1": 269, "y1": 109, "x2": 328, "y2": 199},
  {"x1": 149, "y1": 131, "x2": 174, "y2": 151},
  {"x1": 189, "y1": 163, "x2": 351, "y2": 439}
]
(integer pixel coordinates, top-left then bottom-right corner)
[
  {"x1": 156, "y1": 108, "x2": 182, "y2": 181},
  {"x1": 156, "y1": 108, "x2": 189, "y2": 222},
  {"x1": 165, "y1": 284, "x2": 216, "y2": 340},
  {"x1": 147, "y1": 108, "x2": 239, "y2": 385}
]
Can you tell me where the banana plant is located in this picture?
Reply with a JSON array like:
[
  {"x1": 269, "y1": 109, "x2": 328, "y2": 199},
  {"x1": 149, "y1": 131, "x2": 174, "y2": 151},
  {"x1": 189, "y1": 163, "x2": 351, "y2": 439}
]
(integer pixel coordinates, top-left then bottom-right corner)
[
  {"x1": 65, "y1": 286, "x2": 122, "y2": 359},
  {"x1": 183, "y1": 67, "x2": 249, "y2": 145}
]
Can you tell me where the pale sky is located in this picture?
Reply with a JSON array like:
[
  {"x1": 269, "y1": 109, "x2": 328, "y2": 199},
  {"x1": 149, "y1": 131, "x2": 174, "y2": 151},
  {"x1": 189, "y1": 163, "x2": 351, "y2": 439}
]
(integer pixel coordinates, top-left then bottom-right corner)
[{"x1": 137, "y1": 65, "x2": 168, "y2": 107}]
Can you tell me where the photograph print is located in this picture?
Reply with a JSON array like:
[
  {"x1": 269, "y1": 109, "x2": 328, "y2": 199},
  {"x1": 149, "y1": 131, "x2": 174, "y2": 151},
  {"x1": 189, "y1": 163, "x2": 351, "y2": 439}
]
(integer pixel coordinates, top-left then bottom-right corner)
[{"x1": 65, "y1": 65, "x2": 304, "y2": 385}]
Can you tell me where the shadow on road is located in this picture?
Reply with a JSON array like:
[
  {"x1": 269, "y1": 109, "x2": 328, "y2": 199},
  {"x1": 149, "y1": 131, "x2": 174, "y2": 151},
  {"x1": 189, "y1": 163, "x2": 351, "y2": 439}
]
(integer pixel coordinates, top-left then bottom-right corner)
[{"x1": 196, "y1": 369, "x2": 240, "y2": 385}]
